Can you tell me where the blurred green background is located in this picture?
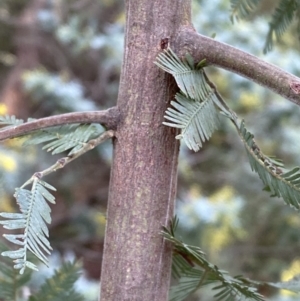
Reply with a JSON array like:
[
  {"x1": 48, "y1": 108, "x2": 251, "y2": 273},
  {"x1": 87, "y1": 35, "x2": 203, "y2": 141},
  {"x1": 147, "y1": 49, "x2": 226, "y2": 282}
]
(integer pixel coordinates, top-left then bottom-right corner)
[{"x1": 1, "y1": 0, "x2": 300, "y2": 300}]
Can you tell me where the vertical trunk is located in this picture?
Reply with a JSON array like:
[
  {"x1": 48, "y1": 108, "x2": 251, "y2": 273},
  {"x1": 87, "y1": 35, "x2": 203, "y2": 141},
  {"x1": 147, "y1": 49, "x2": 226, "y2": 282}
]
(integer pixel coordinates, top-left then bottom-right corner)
[{"x1": 100, "y1": 0, "x2": 191, "y2": 300}]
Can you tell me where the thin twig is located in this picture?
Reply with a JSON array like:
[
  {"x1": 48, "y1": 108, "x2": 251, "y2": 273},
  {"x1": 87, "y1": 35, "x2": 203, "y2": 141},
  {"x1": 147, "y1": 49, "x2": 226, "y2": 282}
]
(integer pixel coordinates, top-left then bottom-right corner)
[
  {"x1": 203, "y1": 70, "x2": 238, "y2": 120},
  {"x1": 0, "y1": 107, "x2": 120, "y2": 141},
  {"x1": 21, "y1": 130, "x2": 115, "y2": 188}
]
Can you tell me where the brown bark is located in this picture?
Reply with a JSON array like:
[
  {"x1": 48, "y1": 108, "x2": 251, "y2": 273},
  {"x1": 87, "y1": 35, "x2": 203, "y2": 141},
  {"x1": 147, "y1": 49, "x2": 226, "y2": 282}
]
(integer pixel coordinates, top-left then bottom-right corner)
[
  {"x1": 100, "y1": 0, "x2": 191, "y2": 300},
  {"x1": 0, "y1": 0, "x2": 46, "y2": 117},
  {"x1": 177, "y1": 28, "x2": 300, "y2": 106},
  {"x1": 0, "y1": 107, "x2": 119, "y2": 141}
]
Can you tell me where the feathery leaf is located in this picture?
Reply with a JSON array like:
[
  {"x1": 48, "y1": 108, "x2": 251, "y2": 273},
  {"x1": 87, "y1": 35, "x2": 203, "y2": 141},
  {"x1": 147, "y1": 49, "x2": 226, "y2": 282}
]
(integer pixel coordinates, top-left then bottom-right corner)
[
  {"x1": 267, "y1": 274, "x2": 300, "y2": 292},
  {"x1": 155, "y1": 49, "x2": 221, "y2": 152},
  {"x1": 155, "y1": 48, "x2": 211, "y2": 100},
  {"x1": 0, "y1": 240, "x2": 33, "y2": 301},
  {"x1": 0, "y1": 178, "x2": 56, "y2": 273},
  {"x1": 164, "y1": 93, "x2": 220, "y2": 152},
  {"x1": 237, "y1": 120, "x2": 300, "y2": 210},
  {"x1": 162, "y1": 217, "x2": 265, "y2": 301},
  {"x1": 230, "y1": 0, "x2": 261, "y2": 23},
  {"x1": 296, "y1": 6, "x2": 300, "y2": 40},
  {"x1": 29, "y1": 261, "x2": 84, "y2": 301},
  {"x1": 263, "y1": 0, "x2": 297, "y2": 53},
  {"x1": 24, "y1": 123, "x2": 103, "y2": 155},
  {"x1": 0, "y1": 115, "x2": 24, "y2": 130}
]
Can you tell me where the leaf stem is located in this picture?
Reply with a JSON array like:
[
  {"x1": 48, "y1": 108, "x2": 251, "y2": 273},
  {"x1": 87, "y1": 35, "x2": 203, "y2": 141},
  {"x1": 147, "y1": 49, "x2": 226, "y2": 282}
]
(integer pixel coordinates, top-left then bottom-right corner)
[{"x1": 21, "y1": 130, "x2": 114, "y2": 188}]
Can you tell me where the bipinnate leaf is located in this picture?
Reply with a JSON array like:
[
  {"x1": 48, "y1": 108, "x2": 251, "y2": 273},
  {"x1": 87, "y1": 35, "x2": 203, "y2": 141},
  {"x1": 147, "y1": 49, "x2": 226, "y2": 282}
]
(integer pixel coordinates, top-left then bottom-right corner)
[
  {"x1": 156, "y1": 48, "x2": 300, "y2": 212},
  {"x1": 267, "y1": 274, "x2": 300, "y2": 292},
  {"x1": 162, "y1": 217, "x2": 265, "y2": 301},
  {"x1": 24, "y1": 123, "x2": 103, "y2": 155},
  {"x1": 29, "y1": 261, "x2": 84, "y2": 301},
  {"x1": 238, "y1": 120, "x2": 300, "y2": 210},
  {"x1": 164, "y1": 93, "x2": 219, "y2": 152},
  {"x1": 0, "y1": 179, "x2": 56, "y2": 273},
  {"x1": 155, "y1": 49, "x2": 221, "y2": 152},
  {"x1": 229, "y1": 0, "x2": 298, "y2": 53},
  {"x1": 230, "y1": 0, "x2": 261, "y2": 22},
  {"x1": 0, "y1": 240, "x2": 33, "y2": 301},
  {"x1": 0, "y1": 115, "x2": 24, "y2": 129},
  {"x1": 263, "y1": 0, "x2": 297, "y2": 53}
]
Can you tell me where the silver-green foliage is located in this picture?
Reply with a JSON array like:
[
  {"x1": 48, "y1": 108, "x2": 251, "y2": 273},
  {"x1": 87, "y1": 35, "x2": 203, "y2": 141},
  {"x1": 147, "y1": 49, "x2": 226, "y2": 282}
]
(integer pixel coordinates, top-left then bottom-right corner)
[
  {"x1": 0, "y1": 115, "x2": 103, "y2": 155},
  {"x1": 155, "y1": 49, "x2": 220, "y2": 152},
  {"x1": 23, "y1": 69, "x2": 96, "y2": 111},
  {"x1": 28, "y1": 261, "x2": 84, "y2": 301},
  {"x1": 267, "y1": 274, "x2": 300, "y2": 293},
  {"x1": 156, "y1": 48, "x2": 300, "y2": 299},
  {"x1": 0, "y1": 240, "x2": 33, "y2": 301},
  {"x1": 23, "y1": 123, "x2": 103, "y2": 155},
  {"x1": 230, "y1": 0, "x2": 261, "y2": 22},
  {"x1": 156, "y1": 48, "x2": 300, "y2": 212},
  {"x1": 0, "y1": 115, "x2": 25, "y2": 129},
  {"x1": 0, "y1": 237, "x2": 83, "y2": 300},
  {"x1": 0, "y1": 179, "x2": 56, "y2": 274},
  {"x1": 0, "y1": 118, "x2": 103, "y2": 273},
  {"x1": 164, "y1": 218, "x2": 300, "y2": 301},
  {"x1": 163, "y1": 93, "x2": 219, "y2": 152},
  {"x1": 230, "y1": 0, "x2": 300, "y2": 53},
  {"x1": 0, "y1": 246, "x2": 83, "y2": 301},
  {"x1": 162, "y1": 217, "x2": 265, "y2": 301},
  {"x1": 263, "y1": 0, "x2": 298, "y2": 53},
  {"x1": 238, "y1": 120, "x2": 300, "y2": 210}
]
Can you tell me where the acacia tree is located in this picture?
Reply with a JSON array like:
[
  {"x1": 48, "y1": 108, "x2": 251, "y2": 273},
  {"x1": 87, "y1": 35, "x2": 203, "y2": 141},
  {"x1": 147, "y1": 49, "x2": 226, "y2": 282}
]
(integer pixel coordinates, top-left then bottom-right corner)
[{"x1": 1, "y1": 0, "x2": 300, "y2": 300}]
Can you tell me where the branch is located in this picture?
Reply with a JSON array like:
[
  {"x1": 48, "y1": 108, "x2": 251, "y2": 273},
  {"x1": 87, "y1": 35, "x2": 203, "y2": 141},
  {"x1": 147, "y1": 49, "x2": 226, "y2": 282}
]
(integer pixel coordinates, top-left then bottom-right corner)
[
  {"x1": 21, "y1": 130, "x2": 115, "y2": 188},
  {"x1": 0, "y1": 107, "x2": 120, "y2": 141},
  {"x1": 177, "y1": 27, "x2": 300, "y2": 106}
]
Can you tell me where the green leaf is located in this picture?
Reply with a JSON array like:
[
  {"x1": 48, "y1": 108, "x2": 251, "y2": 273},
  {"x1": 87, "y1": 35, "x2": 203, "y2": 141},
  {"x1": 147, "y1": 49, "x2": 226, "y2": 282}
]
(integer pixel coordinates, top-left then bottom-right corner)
[
  {"x1": 0, "y1": 115, "x2": 24, "y2": 130},
  {"x1": 196, "y1": 58, "x2": 207, "y2": 70},
  {"x1": 184, "y1": 52, "x2": 195, "y2": 69},
  {"x1": 29, "y1": 261, "x2": 84, "y2": 301},
  {"x1": 237, "y1": 120, "x2": 300, "y2": 210},
  {"x1": 230, "y1": 0, "x2": 261, "y2": 23},
  {"x1": 0, "y1": 240, "x2": 33, "y2": 301},
  {"x1": 155, "y1": 49, "x2": 211, "y2": 100},
  {"x1": 163, "y1": 218, "x2": 265, "y2": 301},
  {"x1": 263, "y1": 0, "x2": 297, "y2": 53},
  {"x1": 23, "y1": 123, "x2": 103, "y2": 155},
  {"x1": 163, "y1": 93, "x2": 220, "y2": 152},
  {"x1": 155, "y1": 49, "x2": 222, "y2": 152},
  {"x1": 0, "y1": 179, "x2": 56, "y2": 273},
  {"x1": 267, "y1": 274, "x2": 300, "y2": 292}
]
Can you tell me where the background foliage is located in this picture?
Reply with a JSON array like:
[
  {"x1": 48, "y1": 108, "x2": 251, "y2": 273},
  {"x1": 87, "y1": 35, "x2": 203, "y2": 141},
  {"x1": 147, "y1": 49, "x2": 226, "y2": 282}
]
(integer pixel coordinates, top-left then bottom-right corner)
[{"x1": 1, "y1": 0, "x2": 300, "y2": 300}]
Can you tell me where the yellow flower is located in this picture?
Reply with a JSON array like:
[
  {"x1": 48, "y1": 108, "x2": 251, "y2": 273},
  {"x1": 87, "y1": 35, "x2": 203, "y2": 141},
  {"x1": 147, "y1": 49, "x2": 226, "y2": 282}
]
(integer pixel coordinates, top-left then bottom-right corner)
[
  {"x1": 210, "y1": 186, "x2": 235, "y2": 203},
  {"x1": 0, "y1": 195, "x2": 15, "y2": 212},
  {"x1": 0, "y1": 153, "x2": 17, "y2": 172},
  {"x1": 280, "y1": 259, "x2": 300, "y2": 296},
  {"x1": 240, "y1": 92, "x2": 260, "y2": 111},
  {"x1": 0, "y1": 104, "x2": 7, "y2": 115},
  {"x1": 94, "y1": 213, "x2": 106, "y2": 225}
]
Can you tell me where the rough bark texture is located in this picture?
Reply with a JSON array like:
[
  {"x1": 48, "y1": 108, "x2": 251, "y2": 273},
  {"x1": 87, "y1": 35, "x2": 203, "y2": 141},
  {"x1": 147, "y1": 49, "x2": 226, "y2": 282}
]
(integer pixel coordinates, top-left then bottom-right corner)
[{"x1": 100, "y1": 0, "x2": 191, "y2": 300}]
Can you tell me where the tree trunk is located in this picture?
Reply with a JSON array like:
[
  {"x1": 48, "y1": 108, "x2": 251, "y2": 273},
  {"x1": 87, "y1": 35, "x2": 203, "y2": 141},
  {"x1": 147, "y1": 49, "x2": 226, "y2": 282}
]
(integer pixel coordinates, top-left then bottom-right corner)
[{"x1": 100, "y1": 0, "x2": 191, "y2": 300}]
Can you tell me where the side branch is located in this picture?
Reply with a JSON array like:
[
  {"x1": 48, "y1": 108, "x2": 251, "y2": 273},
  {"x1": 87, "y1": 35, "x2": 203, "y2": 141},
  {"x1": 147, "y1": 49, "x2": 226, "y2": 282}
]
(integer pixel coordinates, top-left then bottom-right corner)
[
  {"x1": 177, "y1": 27, "x2": 300, "y2": 106},
  {"x1": 0, "y1": 107, "x2": 120, "y2": 141},
  {"x1": 21, "y1": 130, "x2": 115, "y2": 188}
]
